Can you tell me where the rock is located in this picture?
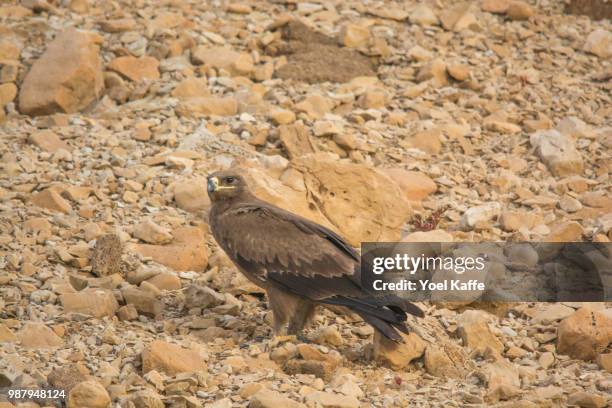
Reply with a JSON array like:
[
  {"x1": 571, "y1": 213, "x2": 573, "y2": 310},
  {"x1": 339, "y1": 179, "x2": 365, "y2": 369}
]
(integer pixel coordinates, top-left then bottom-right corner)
[
  {"x1": 358, "y1": 90, "x2": 386, "y2": 109},
  {"x1": 528, "y1": 303, "x2": 575, "y2": 323},
  {"x1": 31, "y1": 188, "x2": 72, "y2": 213},
  {"x1": 499, "y1": 211, "x2": 541, "y2": 232},
  {"x1": 312, "y1": 326, "x2": 343, "y2": 346},
  {"x1": 407, "y1": 45, "x2": 433, "y2": 62},
  {"x1": 173, "y1": 178, "x2": 210, "y2": 212},
  {"x1": 67, "y1": 381, "x2": 110, "y2": 408},
  {"x1": 117, "y1": 304, "x2": 138, "y2": 321},
  {"x1": 409, "y1": 4, "x2": 439, "y2": 26},
  {"x1": 506, "y1": 1, "x2": 534, "y2": 20},
  {"x1": 91, "y1": 234, "x2": 123, "y2": 277},
  {"x1": 313, "y1": 120, "x2": 343, "y2": 136},
  {"x1": 142, "y1": 340, "x2": 206, "y2": 375},
  {"x1": 383, "y1": 169, "x2": 436, "y2": 202},
  {"x1": 0, "y1": 82, "x2": 16, "y2": 107},
  {"x1": 546, "y1": 221, "x2": 584, "y2": 242},
  {"x1": 291, "y1": 154, "x2": 413, "y2": 246},
  {"x1": 402, "y1": 229, "x2": 453, "y2": 242},
  {"x1": 479, "y1": 358, "x2": 520, "y2": 402},
  {"x1": 269, "y1": 109, "x2": 296, "y2": 125},
  {"x1": 17, "y1": 322, "x2": 63, "y2": 349},
  {"x1": 133, "y1": 220, "x2": 173, "y2": 244},
  {"x1": 338, "y1": 24, "x2": 369, "y2": 48},
  {"x1": 249, "y1": 388, "x2": 305, "y2": 408},
  {"x1": 170, "y1": 77, "x2": 209, "y2": 99},
  {"x1": 447, "y1": 63, "x2": 470, "y2": 81},
  {"x1": 457, "y1": 310, "x2": 503, "y2": 354},
  {"x1": 597, "y1": 352, "x2": 612, "y2": 373},
  {"x1": 304, "y1": 391, "x2": 359, "y2": 408},
  {"x1": 131, "y1": 226, "x2": 208, "y2": 272},
  {"x1": 439, "y1": 2, "x2": 478, "y2": 31},
  {"x1": 28, "y1": 130, "x2": 70, "y2": 153},
  {"x1": 0, "y1": 324, "x2": 16, "y2": 343},
  {"x1": 485, "y1": 121, "x2": 521, "y2": 135},
  {"x1": 530, "y1": 130, "x2": 584, "y2": 176},
  {"x1": 99, "y1": 18, "x2": 137, "y2": 33},
  {"x1": 130, "y1": 390, "x2": 165, "y2": 408},
  {"x1": 557, "y1": 307, "x2": 612, "y2": 360},
  {"x1": 184, "y1": 284, "x2": 225, "y2": 309},
  {"x1": 146, "y1": 273, "x2": 181, "y2": 291},
  {"x1": 279, "y1": 123, "x2": 316, "y2": 159},
  {"x1": 538, "y1": 352, "x2": 555, "y2": 369},
  {"x1": 122, "y1": 287, "x2": 163, "y2": 317},
  {"x1": 295, "y1": 95, "x2": 333, "y2": 119},
  {"x1": 192, "y1": 46, "x2": 254, "y2": 76},
  {"x1": 481, "y1": 0, "x2": 510, "y2": 13},
  {"x1": 559, "y1": 195, "x2": 582, "y2": 212},
  {"x1": 373, "y1": 331, "x2": 426, "y2": 370},
  {"x1": 424, "y1": 342, "x2": 468, "y2": 379},
  {"x1": 175, "y1": 96, "x2": 238, "y2": 117},
  {"x1": 567, "y1": 392, "x2": 607, "y2": 408},
  {"x1": 47, "y1": 363, "x2": 91, "y2": 392},
  {"x1": 107, "y1": 56, "x2": 160, "y2": 82},
  {"x1": 556, "y1": 116, "x2": 595, "y2": 139},
  {"x1": 61, "y1": 289, "x2": 119, "y2": 317},
  {"x1": 18, "y1": 28, "x2": 103, "y2": 116},
  {"x1": 583, "y1": 29, "x2": 612, "y2": 59},
  {"x1": 284, "y1": 344, "x2": 342, "y2": 380},
  {"x1": 402, "y1": 129, "x2": 442, "y2": 154},
  {"x1": 460, "y1": 202, "x2": 501, "y2": 230}
]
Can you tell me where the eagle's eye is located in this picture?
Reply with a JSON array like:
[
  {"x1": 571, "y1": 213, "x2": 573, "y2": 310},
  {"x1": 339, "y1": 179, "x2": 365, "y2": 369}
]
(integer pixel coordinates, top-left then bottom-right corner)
[{"x1": 225, "y1": 176, "x2": 236, "y2": 184}]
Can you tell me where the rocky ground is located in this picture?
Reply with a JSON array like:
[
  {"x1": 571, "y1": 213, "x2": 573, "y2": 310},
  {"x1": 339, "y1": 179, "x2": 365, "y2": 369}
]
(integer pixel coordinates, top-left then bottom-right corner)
[{"x1": 1, "y1": 0, "x2": 611, "y2": 407}]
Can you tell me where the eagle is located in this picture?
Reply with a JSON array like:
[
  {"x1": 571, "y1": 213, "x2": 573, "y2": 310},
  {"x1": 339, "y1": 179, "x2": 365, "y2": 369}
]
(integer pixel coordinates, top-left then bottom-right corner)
[{"x1": 207, "y1": 170, "x2": 424, "y2": 342}]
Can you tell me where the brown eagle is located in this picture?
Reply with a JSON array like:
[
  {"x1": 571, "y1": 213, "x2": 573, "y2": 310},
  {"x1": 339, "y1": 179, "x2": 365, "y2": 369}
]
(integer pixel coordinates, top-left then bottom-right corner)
[{"x1": 207, "y1": 170, "x2": 424, "y2": 341}]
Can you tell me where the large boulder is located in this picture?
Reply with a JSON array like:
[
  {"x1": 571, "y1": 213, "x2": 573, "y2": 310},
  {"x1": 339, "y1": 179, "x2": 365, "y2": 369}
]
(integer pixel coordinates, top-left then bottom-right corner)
[{"x1": 19, "y1": 28, "x2": 103, "y2": 116}]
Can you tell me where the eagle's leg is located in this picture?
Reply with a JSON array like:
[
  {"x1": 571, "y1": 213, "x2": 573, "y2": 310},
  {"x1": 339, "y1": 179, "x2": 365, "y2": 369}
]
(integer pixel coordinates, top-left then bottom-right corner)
[{"x1": 267, "y1": 286, "x2": 315, "y2": 338}]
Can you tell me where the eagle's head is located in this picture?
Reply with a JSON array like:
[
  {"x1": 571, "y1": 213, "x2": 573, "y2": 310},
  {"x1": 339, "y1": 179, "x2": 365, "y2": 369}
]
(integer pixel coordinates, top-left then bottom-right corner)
[{"x1": 207, "y1": 170, "x2": 248, "y2": 201}]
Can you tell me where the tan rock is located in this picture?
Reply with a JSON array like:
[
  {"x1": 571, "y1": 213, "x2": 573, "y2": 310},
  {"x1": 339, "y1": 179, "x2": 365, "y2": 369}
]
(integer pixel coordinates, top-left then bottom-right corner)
[
  {"x1": 117, "y1": 304, "x2": 138, "y2": 321},
  {"x1": 31, "y1": 188, "x2": 72, "y2": 213},
  {"x1": 122, "y1": 286, "x2": 163, "y2": 317},
  {"x1": 479, "y1": 358, "x2": 520, "y2": 402},
  {"x1": 279, "y1": 123, "x2": 316, "y2": 159},
  {"x1": 291, "y1": 154, "x2": 413, "y2": 245},
  {"x1": 402, "y1": 129, "x2": 442, "y2": 154},
  {"x1": 312, "y1": 326, "x2": 343, "y2": 347},
  {"x1": 409, "y1": 4, "x2": 439, "y2": 26},
  {"x1": 499, "y1": 211, "x2": 541, "y2": 232},
  {"x1": 567, "y1": 391, "x2": 607, "y2": 408},
  {"x1": 481, "y1": 0, "x2": 510, "y2": 13},
  {"x1": 133, "y1": 220, "x2": 173, "y2": 245},
  {"x1": 99, "y1": 18, "x2": 137, "y2": 33},
  {"x1": 249, "y1": 388, "x2": 305, "y2": 408},
  {"x1": 48, "y1": 363, "x2": 91, "y2": 393},
  {"x1": 460, "y1": 202, "x2": 501, "y2": 230},
  {"x1": 269, "y1": 109, "x2": 296, "y2": 125},
  {"x1": 383, "y1": 169, "x2": 436, "y2": 202},
  {"x1": 358, "y1": 90, "x2": 385, "y2": 109},
  {"x1": 597, "y1": 352, "x2": 612, "y2": 373},
  {"x1": 28, "y1": 130, "x2": 70, "y2": 153},
  {"x1": 170, "y1": 77, "x2": 209, "y2": 99},
  {"x1": 338, "y1": 24, "x2": 370, "y2": 48},
  {"x1": 583, "y1": 29, "x2": 612, "y2": 59},
  {"x1": 18, "y1": 28, "x2": 103, "y2": 116},
  {"x1": 457, "y1": 310, "x2": 503, "y2": 354},
  {"x1": 373, "y1": 331, "x2": 426, "y2": 370},
  {"x1": 447, "y1": 63, "x2": 470, "y2": 81},
  {"x1": 67, "y1": 381, "x2": 110, "y2": 408},
  {"x1": 146, "y1": 273, "x2": 181, "y2": 291},
  {"x1": 107, "y1": 56, "x2": 160, "y2": 82},
  {"x1": 304, "y1": 391, "x2": 359, "y2": 408},
  {"x1": 142, "y1": 340, "x2": 206, "y2": 375},
  {"x1": 294, "y1": 95, "x2": 332, "y2": 119},
  {"x1": 530, "y1": 130, "x2": 584, "y2": 176},
  {"x1": 424, "y1": 342, "x2": 468, "y2": 379},
  {"x1": 131, "y1": 226, "x2": 208, "y2": 272},
  {"x1": 0, "y1": 324, "x2": 17, "y2": 343},
  {"x1": 175, "y1": 96, "x2": 238, "y2": 117},
  {"x1": 61, "y1": 289, "x2": 119, "y2": 317},
  {"x1": 192, "y1": 46, "x2": 254, "y2": 75},
  {"x1": 0, "y1": 82, "x2": 16, "y2": 107},
  {"x1": 18, "y1": 322, "x2": 63, "y2": 349},
  {"x1": 173, "y1": 178, "x2": 210, "y2": 213},
  {"x1": 227, "y1": 3, "x2": 252, "y2": 14},
  {"x1": 439, "y1": 2, "x2": 478, "y2": 31},
  {"x1": 402, "y1": 229, "x2": 453, "y2": 242},
  {"x1": 546, "y1": 221, "x2": 584, "y2": 242},
  {"x1": 506, "y1": 1, "x2": 534, "y2": 20},
  {"x1": 557, "y1": 307, "x2": 612, "y2": 360}
]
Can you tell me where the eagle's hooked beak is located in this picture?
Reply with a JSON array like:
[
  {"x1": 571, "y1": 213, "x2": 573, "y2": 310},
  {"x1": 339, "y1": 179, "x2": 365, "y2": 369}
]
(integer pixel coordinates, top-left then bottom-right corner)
[
  {"x1": 208, "y1": 176, "x2": 236, "y2": 192},
  {"x1": 207, "y1": 177, "x2": 219, "y2": 193}
]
